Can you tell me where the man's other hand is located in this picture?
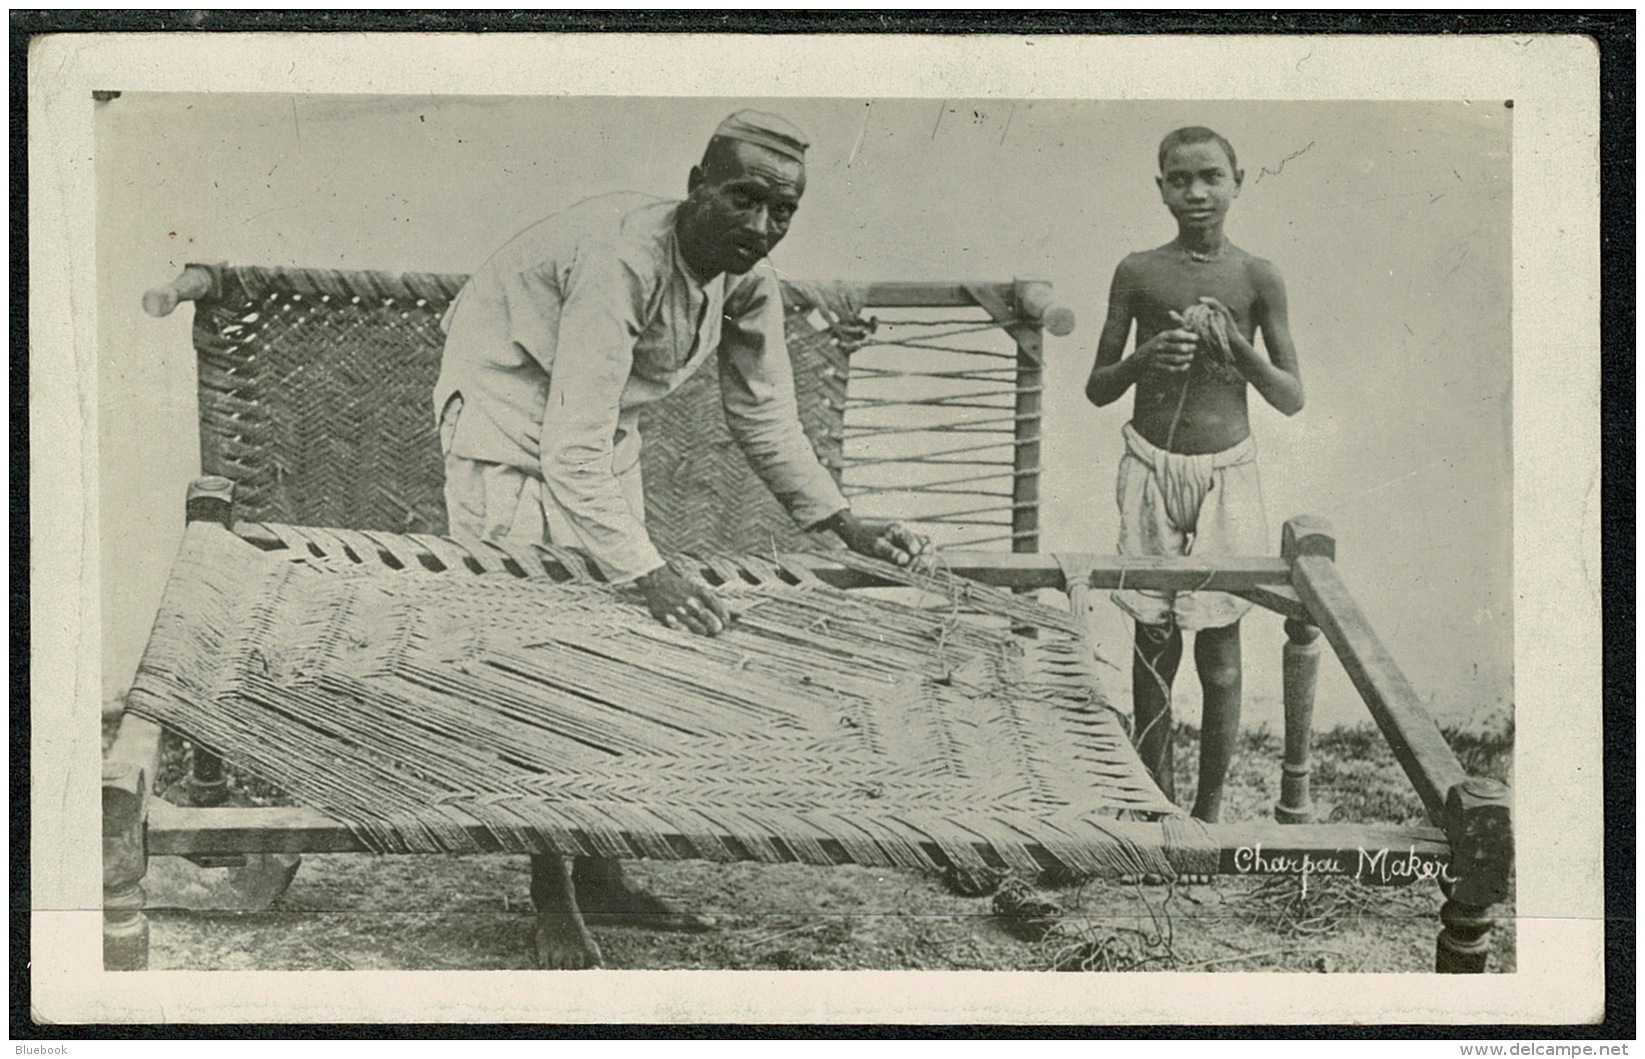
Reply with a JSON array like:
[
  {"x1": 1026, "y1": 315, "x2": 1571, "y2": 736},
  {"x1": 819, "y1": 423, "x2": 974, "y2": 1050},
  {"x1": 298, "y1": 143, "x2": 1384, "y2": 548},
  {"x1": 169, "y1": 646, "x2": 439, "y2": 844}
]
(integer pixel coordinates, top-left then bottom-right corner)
[
  {"x1": 824, "y1": 510, "x2": 933, "y2": 569},
  {"x1": 636, "y1": 565, "x2": 731, "y2": 636}
]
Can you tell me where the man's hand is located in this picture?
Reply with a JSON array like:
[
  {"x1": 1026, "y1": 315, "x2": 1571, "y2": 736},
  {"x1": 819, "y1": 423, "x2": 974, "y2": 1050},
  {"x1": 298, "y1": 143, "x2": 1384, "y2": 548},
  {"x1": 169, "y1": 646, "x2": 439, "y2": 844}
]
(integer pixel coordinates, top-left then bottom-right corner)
[
  {"x1": 828, "y1": 317, "x2": 878, "y2": 353},
  {"x1": 823, "y1": 510, "x2": 932, "y2": 568},
  {"x1": 1135, "y1": 313, "x2": 1198, "y2": 375},
  {"x1": 635, "y1": 565, "x2": 732, "y2": 636},
  {"x1": 784, "y1": 280, "x2": 876, "y2": 353}
]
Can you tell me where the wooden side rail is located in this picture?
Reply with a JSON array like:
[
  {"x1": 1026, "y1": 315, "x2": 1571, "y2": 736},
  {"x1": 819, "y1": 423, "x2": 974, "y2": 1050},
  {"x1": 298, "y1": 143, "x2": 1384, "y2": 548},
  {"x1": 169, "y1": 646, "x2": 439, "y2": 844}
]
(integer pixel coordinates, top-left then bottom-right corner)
[
  {"x1": 228, "y1": 518, "x2": 1294, "y2": 593},
  {"x1": 147, "y1": 800, "x2": 1450, "y2": 885},
  {"x1": 1234, "y1": 583, "x2": 1309, "y2": 622},
  {"x1": 1287, "y1": 541, "x2": 1471, "y2": 824},
  {"x1": 141, "y1": 267, "x2": 1077, "y2": 334}
]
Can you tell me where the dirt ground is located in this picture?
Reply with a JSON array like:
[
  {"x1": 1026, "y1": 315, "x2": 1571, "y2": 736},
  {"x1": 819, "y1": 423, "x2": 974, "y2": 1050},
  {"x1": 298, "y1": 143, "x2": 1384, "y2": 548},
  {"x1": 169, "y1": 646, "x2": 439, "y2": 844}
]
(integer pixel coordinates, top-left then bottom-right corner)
[{"x1": 107, "y1": 708, "x2": 1515, "y2": 974}]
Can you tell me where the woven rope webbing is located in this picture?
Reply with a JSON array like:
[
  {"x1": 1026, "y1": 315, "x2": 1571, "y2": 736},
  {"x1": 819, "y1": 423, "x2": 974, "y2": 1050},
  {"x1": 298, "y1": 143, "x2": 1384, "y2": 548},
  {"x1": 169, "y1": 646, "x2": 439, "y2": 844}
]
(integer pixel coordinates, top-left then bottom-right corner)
[
  {"x1": 839, "y1": 309, "x2": 1039, "y2": 550},
  {"x1": 128, "y1": 523, "x2": 1194, "y2": 876},
  {"x1": 191, "y1": 266, "x2": 461, "y2": 536},
  {"x1": 633, "y1": 311, "x2": 847, "y2": 555},
  {"x1": 184, "y1": 264, "x2": 1039, "y2": 554}
]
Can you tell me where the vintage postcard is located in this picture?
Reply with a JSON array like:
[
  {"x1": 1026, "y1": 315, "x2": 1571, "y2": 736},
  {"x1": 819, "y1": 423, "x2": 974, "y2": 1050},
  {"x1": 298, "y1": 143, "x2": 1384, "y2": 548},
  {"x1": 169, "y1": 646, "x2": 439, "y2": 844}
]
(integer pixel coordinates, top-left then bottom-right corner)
[{"x1": 29, "y1": 31, "x2": 1602, "y2": 1024}]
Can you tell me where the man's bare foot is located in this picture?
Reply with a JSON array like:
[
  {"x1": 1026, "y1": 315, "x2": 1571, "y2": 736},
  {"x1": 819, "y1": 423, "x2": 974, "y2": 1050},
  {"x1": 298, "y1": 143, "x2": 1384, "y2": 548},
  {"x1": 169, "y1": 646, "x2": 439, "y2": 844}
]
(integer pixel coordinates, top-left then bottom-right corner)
[
  {"x1": 578, "y1": 880, "x2": 717, "y2": 932},
  {"x1": 573, "y1": 857, "x2": 717, "y2": 932},
  {"x1": 529, "y1": 853, "x2": 603, "y2": 969},
  {"x1": 940, "y1": 865, "x2": 1011, "y2": 897},
  {"x1": 533, "y1": 913, "x2": 603, "y2": 969}
]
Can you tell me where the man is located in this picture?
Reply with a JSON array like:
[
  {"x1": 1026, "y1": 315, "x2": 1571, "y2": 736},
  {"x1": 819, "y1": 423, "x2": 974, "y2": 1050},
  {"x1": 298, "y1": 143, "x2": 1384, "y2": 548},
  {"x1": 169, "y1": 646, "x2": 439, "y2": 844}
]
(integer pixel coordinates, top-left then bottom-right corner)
[{"x1": 434, "y1": 110, "x2": 928, "y2": 968}]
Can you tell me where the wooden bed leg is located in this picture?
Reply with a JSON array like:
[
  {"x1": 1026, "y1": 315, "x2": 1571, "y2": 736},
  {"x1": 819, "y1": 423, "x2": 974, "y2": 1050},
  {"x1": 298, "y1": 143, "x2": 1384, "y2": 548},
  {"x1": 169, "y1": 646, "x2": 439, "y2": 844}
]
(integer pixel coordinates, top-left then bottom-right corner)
[
  {"x1": 185, "y1": 475, "x2": 235, "y2": 526},
  {"x1": 104, "y1": 716, "x2": 163, "y2": 970},
  {"x1": 188, "y1": 748, "x2": 228, "y2": 807},
  {"x1": 1276, "y1": 618, "x2": 1321, "y2": 823},
  {"x1": 1436, "y1": 777, "x2": 1513, "y2": 973},
  {"x1": 969, "y1": 281, "x2": 1047, "y2": 556},
  {"x1": 185, "y1": 476, "x2": 235, "y2": 807},
  {"x1": 142, "y1": 263, "x2": 215, "y2": 318},
  {"x1": 103, "y1": 766, "x2": 149, "y2": 970},
  {"x1": 1437, "y1": 886, "x2": 1495, "y2": 973},
  {"x1": 1277, "y1": 517, "x2": 1333, "y2": 823},
  {"x1": 168, "y1": 477, "x2": 303, "y2": 898}
]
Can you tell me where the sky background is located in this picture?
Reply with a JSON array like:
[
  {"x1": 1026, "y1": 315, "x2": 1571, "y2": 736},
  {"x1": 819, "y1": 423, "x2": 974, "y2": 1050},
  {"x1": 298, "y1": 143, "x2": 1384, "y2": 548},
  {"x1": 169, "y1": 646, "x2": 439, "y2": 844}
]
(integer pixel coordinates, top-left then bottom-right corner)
[{"x1": 97, "y1": 94, "x2": 1512, "y2": 733}]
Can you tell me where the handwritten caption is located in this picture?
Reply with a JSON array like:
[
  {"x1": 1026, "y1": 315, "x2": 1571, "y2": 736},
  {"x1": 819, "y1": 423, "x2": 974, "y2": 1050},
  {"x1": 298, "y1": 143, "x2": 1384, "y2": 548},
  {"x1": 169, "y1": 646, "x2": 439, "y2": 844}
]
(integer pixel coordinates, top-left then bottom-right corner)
[{"x1": 1229, "y1": 843, "x2": 1457, "y2": 885}]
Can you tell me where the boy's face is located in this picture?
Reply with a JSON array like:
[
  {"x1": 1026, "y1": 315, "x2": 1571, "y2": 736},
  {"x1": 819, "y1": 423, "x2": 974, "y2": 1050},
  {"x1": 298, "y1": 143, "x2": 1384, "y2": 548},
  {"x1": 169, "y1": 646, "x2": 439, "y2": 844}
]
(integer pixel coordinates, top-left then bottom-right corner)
[{"x1": 1156, "y1": 141, "x2": 1243, "y2": 233}]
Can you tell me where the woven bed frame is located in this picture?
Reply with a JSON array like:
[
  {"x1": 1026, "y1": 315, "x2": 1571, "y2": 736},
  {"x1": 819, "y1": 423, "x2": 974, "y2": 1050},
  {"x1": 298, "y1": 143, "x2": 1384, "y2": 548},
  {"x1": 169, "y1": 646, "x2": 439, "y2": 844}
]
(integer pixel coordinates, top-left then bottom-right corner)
[
  {"x1": 103, "y1": 265, "x2": 1513, "y2": 973},
  {"x1": 146, "y1": 263, "x2": 1070, "y2": 554}
]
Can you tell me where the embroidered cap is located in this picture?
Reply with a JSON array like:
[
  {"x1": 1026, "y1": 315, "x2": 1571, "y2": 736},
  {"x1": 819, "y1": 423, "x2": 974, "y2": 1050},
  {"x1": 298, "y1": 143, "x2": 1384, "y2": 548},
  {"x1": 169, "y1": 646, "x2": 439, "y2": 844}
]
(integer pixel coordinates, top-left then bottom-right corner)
[{"x1": 711, "y1": 110, "x2": 809, "y2": 162}]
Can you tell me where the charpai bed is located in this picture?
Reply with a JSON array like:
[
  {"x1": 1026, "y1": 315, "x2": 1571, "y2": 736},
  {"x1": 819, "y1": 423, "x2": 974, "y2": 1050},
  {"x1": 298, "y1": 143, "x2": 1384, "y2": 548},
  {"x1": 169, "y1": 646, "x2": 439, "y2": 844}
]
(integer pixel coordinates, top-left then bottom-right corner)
[{"x1": 103, "y1": 266, "x2": 1511, "y2": 973}]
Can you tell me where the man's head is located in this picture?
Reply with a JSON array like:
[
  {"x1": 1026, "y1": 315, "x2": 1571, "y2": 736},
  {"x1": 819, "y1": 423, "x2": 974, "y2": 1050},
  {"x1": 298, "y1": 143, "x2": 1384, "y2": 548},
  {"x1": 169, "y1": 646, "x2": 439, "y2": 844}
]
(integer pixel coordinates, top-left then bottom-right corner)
[
  {"x1": 1155, "y1": 126, "x2": 1243, "y2": 233},
  {"x1": 677, "y1": 110, "x2": 808, "y2": 277}
]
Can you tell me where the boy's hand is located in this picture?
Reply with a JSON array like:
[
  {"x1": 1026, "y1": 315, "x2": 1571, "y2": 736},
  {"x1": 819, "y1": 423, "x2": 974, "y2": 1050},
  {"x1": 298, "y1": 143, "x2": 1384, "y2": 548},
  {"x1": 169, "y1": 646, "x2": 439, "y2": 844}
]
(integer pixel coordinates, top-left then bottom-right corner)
[
  {"x1": 1196, "y1": 295, "x2": 1235, "y2": 321},
  {"x1": 636, "y1": 565, "x2": 732, "y2": 636},
  {"x1": 1196, "y1": 296, "x2": 1256, "y2": 361},
  {"x1": 1137, "y1": 314, "x2": 1198, "y2": 375}
]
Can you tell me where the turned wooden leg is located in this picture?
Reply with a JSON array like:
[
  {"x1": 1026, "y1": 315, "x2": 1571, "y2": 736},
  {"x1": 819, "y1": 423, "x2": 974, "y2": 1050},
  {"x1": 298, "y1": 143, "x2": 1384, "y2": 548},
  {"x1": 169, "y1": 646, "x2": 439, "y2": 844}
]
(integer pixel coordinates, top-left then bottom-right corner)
[
  {"x1": 1437, "y1": 882, "x2": 1495, "y2": 973},
  {"x1": 1436, "y1": 777, "x2": 1513, "y2": 973},
  {"x1": 103, "y1": 772, "x2": 148, "y2": 970},
  {"x1": 104, "y1": 716, "x2": 162, "y2": 970},
  {"x1": 1276, "y1": 617, "x2": 1321, "y2": 823},
  {"x1": 180, "y1": 739, "x2": 246, "y2": 871},
  {"x1": 184, "y1": 476, "x2": 235, "y2": 809},
  {"x1": 1278, "y1": 517, "x2": 1335, "y2": 824},
  {"x1": 188, "y1": 746, "x2": 228, "y2": 807},
  {"x1": 1006, "y1": 281, "x2": 1044, "y2": 558}
]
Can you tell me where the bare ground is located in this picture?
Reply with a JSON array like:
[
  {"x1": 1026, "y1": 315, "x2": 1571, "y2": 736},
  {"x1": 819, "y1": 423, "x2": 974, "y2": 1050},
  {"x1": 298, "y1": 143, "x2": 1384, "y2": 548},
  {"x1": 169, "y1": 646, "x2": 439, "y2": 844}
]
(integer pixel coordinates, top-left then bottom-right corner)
[{"x1": 109, "y1": 711, "x2": 1516, "y2": 973}]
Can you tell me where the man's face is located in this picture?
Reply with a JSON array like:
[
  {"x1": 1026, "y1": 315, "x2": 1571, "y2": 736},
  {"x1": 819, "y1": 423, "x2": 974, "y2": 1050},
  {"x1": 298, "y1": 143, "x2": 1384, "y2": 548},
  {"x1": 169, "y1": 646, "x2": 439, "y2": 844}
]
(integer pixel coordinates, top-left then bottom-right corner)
[
  {"x1": 1156, "y1": 141, "x2": 1242, "y2": 232},
  {"x1": 683, "y1": 140, "x2": 806, "y2": 276}
]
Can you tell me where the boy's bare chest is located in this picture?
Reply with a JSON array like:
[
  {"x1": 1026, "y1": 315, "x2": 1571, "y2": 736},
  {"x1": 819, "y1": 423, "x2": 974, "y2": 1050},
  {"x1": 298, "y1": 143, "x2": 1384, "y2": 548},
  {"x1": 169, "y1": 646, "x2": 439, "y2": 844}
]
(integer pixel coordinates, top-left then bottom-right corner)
[{"x1": 1133, "y1": 260, "x2": 1258, "y2": 329}]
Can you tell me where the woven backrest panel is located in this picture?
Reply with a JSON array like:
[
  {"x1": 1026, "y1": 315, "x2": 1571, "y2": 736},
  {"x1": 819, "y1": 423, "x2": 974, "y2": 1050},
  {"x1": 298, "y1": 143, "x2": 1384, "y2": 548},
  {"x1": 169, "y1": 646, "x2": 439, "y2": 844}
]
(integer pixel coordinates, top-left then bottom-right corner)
[
  {"x1": 192, "y1": 267, "x2": 462, "y2": 536},
  {"x1": 127, "y1": 523, "x2": 1189, "y2": 875},
  {"x1": 188, "y1": 265, "x2": 846, "y2": 552},
  {"x1": 633, "y1": 313, "x2": 847, "y2": 555},
  {"x1": 838, "y1": 308, "x2": 1036, "y2": 550}
]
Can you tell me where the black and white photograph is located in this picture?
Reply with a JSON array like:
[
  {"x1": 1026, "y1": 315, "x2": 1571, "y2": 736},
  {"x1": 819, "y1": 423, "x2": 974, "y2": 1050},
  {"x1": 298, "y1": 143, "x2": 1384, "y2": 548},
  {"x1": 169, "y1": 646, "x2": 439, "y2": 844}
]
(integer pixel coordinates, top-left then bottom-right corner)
[{"x1": 29, "y1": 31, "x2": 1603, "y2": 1025}]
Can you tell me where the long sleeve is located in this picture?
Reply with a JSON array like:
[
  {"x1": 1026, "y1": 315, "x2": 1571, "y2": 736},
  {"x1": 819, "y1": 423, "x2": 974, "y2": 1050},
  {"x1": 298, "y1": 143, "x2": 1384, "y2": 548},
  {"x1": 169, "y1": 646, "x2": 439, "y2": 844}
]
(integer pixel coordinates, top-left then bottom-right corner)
[
  {"x1": 718, "y1": 268, "x2": 849, "y2": 529},
  {"x1": 537, "y1": 244, "x2": 667, "y2": 581}
]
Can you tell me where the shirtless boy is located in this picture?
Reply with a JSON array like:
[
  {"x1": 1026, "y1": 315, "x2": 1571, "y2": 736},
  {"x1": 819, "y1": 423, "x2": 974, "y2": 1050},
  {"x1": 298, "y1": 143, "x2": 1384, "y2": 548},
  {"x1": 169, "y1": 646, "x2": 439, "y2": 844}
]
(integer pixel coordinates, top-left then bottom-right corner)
[{"x1": 1085, "y1": 127, "x2": 1305, "y2": 822}]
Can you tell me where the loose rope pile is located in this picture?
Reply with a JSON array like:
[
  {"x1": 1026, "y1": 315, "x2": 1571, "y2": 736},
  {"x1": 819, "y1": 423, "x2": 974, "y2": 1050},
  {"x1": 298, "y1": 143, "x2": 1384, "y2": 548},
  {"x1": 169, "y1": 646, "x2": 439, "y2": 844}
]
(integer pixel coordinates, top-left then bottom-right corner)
[
  {"x1": 1237, "y1": 873, "x2": 1429, "y2": 939},
  {"x1": 127, "y1": 523, "x2": 1210, "y2": 878}
]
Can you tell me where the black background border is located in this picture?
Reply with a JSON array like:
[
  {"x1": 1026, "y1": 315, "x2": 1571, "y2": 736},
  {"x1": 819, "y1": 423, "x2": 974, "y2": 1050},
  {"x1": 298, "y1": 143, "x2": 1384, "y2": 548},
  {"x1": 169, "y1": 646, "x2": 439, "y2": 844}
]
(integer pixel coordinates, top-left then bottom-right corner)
[{"x1": 11, "y1": 8, "x2": 1633, "y2": 1041}]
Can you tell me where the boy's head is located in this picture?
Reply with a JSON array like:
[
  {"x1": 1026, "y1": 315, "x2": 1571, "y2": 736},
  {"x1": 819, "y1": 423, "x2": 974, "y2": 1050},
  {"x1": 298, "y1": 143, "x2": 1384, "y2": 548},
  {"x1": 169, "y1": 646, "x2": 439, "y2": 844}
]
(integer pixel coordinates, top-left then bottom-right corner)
[
  {"x1": 1157, "y1": 126, "x2": 1238, "y2": 173},
  {"x1": 1155, "y1": 127, "x2": 1243, "y2": 234}
]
